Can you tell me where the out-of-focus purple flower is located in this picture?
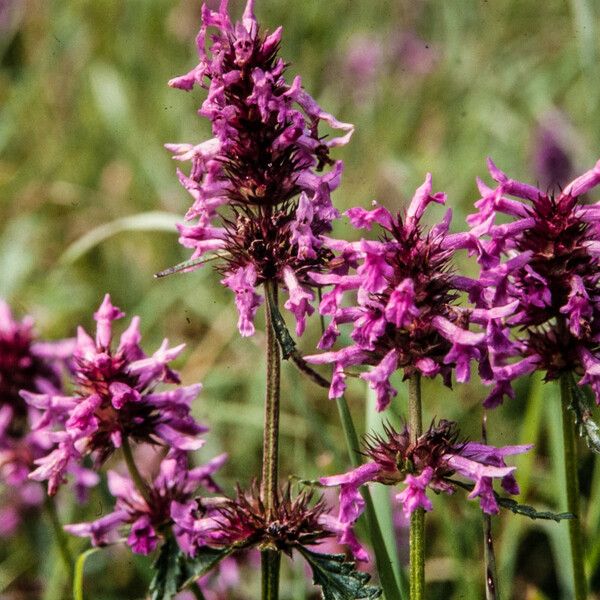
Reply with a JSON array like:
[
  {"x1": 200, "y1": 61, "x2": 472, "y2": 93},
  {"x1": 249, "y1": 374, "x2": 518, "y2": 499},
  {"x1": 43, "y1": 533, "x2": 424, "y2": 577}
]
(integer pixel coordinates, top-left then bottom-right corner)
[
  {"x1": 23, "y1": 295, "x2": 207, "y2": 495},
  {"x1": 467, "y1": 158, "x2": 600, "y2": 406},
  {"x1": 321, "y1": 420, "x2": 530, "y2": 555},
  {"x1": 65, "y1": 450, "x2": 226, "y2": 554},
  {"x1": 305, "y1": 176, "x2": 488, "y2": 410},
  {"x1": 166, "y1": 0, "x2": 353, "y2": 337},
  {"x1": 392, "y1": 31, "x2": 439, "y2": 75},
  {"x1": 532, "y1": 115, "x2": 573, "y2": 191}
]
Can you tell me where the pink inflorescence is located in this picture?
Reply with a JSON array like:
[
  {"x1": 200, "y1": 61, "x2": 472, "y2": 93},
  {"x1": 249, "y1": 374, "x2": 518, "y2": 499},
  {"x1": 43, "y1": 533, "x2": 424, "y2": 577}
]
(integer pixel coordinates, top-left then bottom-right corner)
[
  {"x1": 467, "y1": 158, "x2": 600, "y2": 407},
  {"x1": 22, "y1": 294, "x2": 207, "y2": 495},
  {"x1": 305, "y1": 175, "x2": 489, "y2": 411},
  {"x1": 166, "y1": 0, "x2": 353, "y2": 337},
  {"x1": 65, "y1": 450, "x2": 227, "y2": 555},
  {"x1": 321, "y1": 420, "x2": 530, "y2": 559}
]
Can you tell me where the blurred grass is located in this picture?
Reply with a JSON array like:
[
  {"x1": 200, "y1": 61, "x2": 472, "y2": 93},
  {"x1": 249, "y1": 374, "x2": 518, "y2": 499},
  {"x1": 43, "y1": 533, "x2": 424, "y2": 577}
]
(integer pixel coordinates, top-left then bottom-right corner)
[{"x1": 1, "y1": 0, "x2": 600, "y2": 598}]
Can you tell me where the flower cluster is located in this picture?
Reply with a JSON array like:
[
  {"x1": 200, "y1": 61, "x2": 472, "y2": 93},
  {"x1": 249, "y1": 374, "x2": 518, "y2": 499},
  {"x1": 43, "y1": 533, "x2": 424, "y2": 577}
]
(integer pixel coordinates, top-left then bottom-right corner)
[
  {"x1": 166, "y1": 0, "x2": 353, "y2": 337},
  {"x1": 468, "y1": 159, "x2": 600, "y2": 406},
  {"x1": 65, "y1": 450, "x2": 226, "y2": 555},
  {"x1": 306, "y1": 175, "x2": 488, "y2": 410},
  {"x1": 321, "y1": 420, "x2": 530, "y2": 553},
  {"x1": 172, "y1": 482, "x2": 367, "y2": 562},
  {"x1": 0, "y1": 300, "x2": 93, "y2": 531},
  {"x1": 23, "y1": 295, "x2": 207, "y2": 494}
]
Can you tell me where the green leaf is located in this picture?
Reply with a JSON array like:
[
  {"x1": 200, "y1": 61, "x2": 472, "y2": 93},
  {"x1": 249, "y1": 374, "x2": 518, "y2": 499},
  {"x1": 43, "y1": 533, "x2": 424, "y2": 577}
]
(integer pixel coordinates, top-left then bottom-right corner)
[
  {"x1": 178, "y1": 546, "x2": 233, "y2": 591},
  {"x1": 59, "y1": 212, "x2": 181, "y2": 265},
  {"x1": 149, "y1": 537, "x2": 185, "y2": 600},
  {"x1": 496, "y1": 497, "x2": 574, "y2": 522},
  {"x1": 298, "y1": 547, "x2": 382, "y2": 600},
  {"x1": 568, "y1": 375, "x2": 600, "y2": 454},
  {"x1": 73, "y1": 548, "x2": 102, "y2": 600}
]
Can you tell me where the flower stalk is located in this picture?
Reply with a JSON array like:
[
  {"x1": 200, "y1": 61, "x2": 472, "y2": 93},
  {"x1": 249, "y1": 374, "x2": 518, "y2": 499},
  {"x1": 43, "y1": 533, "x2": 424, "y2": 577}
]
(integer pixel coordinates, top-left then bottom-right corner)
[
  {"x1": 560, "y1": 375, "x2": 587, "y2": 600},
  {"x1": 408, "y1": 374, "x2": 424, "y2": 600},
  {"x1": 44, "y1": 493, "x2": 74, "y2": 578},
  {"x1": 262, "y1": 280, "x2": 281, "y2": 600},
  {"x1": 121, "y1": 435, "x2": 153, "y2": 507},
  {"x1": 482, "y1": 412, "x2": 499, "y2": 600}
]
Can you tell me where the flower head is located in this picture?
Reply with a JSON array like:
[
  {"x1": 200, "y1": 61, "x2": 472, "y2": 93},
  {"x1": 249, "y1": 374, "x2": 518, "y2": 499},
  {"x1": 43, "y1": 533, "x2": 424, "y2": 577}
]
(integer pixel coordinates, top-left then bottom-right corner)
[
  {"x1": 321, "y1": 420, "x2": 530, "y2": 552},
  {"x1": 65, "y1": 450, "x2": 226, "y2": 555},
  {"x1": 467, "y1": 158, "x2": 600, "y2": 406},
  {"x1": 306, "y1": 176, "x2": 487, "y2": 410},
  {"x1": 172, "y1": 482, "x2": 367, "y2": 561},
  {"x1": 23, "y1": 295, "x2": 207, "y2": 494},
  {"x1": 166, "y1": 0, "x2": 353, "y2": 337}
]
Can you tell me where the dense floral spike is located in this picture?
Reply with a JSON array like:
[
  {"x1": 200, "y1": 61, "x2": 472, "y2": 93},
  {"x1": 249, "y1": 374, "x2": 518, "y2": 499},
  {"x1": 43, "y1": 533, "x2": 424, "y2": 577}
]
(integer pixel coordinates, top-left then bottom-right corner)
[
  {"x1": 64, "y1": 450, "x2": 226, "y2": 555},
  {"x1": 321, "y1": 420, "x2": 530, "y2": 553},
  {"x1": 172, "y1": 482, "x2": 368, "y2": 562},
  {"x1": 23, "y1": 295, "x2": 206, "y2": 494},
  {"x1": 467, "y1": 158, "x2": 600, "y2": 406},
  {"x1": 305, "y1": 176, "x2": 488, "y2": 410},
  {"x1": 166, "y1": 0, "x2": 353, "y2": 337}
]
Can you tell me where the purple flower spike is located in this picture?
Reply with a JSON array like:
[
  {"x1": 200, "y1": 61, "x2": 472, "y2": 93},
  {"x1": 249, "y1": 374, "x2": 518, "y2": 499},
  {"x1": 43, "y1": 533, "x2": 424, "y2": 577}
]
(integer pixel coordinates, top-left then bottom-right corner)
[
  {"x1": 65, "y1": 450, "x2": 226, "y2": 554},
  {"x1": 468, "y1": 158, "x2": 600, "y2": 405},
  {"x1": 166, "y1": 0, "x2": 353, "y2": 337},
  {"x1": 25, "y1": 295, "x2": 207, "y2": 494},
  {"x1": 321, "y1": 420, "x2": 529, "y2": 554},
  {"x1": 305, "y1": 176, "x2": 487, "y2": 405}
]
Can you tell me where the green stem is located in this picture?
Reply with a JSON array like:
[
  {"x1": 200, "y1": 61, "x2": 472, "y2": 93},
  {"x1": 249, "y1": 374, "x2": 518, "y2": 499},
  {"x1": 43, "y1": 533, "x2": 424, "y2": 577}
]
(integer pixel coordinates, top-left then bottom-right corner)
[
  {"x1": 336, "y1": 395, "x2": 405, "y2": 599},
  {"x1": 261, "y1": 549, "x2": 281, "y2": 600},
  {"x1": 44, "y1": 493, "x2": 74, "y2": 579},
  {"x1": 261, "y1": 280, "x2": 281, "y2": 600},
  {"x1": 560, "y1": 375, "x2": 587, "y2": 600},
  {"x1": 408, "y1": 374, "x2": 424, "y2": 600},
  {"x1": 482, "y1": 412, "x2": 499, "y2": 600},
  {"x1": 121, "y1": 436, "x2": 153, "y2": 506}
]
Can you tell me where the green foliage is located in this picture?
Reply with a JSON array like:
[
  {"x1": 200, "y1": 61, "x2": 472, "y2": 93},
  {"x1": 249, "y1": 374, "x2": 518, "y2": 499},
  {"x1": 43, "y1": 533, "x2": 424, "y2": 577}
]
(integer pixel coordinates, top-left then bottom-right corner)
[
  {"x1": 149, "y1": 537, "x2": 232, "y2": 600},
  {"x1": 298, "y1": 547, "x2": 382, "y2": 600}
]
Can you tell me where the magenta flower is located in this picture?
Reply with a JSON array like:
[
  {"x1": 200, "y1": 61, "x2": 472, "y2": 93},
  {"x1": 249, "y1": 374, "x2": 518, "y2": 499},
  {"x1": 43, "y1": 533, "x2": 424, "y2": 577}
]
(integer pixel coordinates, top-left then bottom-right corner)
[
  {"x1": 65, "y1": 450, "x2": 226, "y2": 555},
  {"x1": 172, "y1": 482, "x2": 366, "y2": 562},
  {"x1": 23, "y1": 295, "x2": 207, "y2": 495},
  {"x1": 305, "y1": 175, "x2": 488, "y2": 410},
  {"x1": 467, "y1": 158, "x2": 600, "y2": 406},
  {"x1": 321, "y1": 420, "x2": 530, "y2": 556},
  {"x1": 166, "y1": 0, "x2": 353, "y2": 337}
]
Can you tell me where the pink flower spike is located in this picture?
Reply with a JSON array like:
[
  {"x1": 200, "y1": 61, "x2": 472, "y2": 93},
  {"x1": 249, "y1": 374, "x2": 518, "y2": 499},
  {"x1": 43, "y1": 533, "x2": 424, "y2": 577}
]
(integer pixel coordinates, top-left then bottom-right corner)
[
  {"x1": 283, "y1": 267, "x2": 315, "y2": 336},
  {"x1": 360, "y1": 349, "x2": 399, "y2": 412}
]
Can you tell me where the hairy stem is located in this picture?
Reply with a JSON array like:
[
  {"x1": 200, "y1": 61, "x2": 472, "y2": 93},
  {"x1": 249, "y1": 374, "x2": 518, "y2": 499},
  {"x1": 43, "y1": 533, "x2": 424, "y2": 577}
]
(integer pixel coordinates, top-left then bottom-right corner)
[
  {"x1": 44, "y1": 493, "x2": 74, "y2": 578},
  {"x1": 560, "y1": 375, "x2": 587, "y2": 600},
  {"x1": 482, "y1": 412, "x2": 499, "y2": 600},
  {"x1": 261, "y1": 280, "x2": 281, "y2": 600},
  {"x1": 122, "y1": 436, "x2": 153, "y2": 506},
  {"x1": 408, "y1": 374, "x2": 424, "y2": 600}
]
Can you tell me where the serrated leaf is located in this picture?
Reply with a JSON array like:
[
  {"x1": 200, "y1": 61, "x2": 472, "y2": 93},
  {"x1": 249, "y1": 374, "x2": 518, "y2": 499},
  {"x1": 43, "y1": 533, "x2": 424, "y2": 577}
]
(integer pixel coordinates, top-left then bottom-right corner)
[
  {"x1": 149, "y1": 537, "x2": 183, "y2": 600},
  {"x1": 496, "y1": 497, "x2": 574, "y2": 522},
  {"x1": 568, "y1": 376, "x2": 600, "y2": 454},
  {"x1": 298, "y1": 547, "x2": 382, "y2": 600},
  {"x1": 179, "y1": 546, "x2": 233, "y2": 590}
]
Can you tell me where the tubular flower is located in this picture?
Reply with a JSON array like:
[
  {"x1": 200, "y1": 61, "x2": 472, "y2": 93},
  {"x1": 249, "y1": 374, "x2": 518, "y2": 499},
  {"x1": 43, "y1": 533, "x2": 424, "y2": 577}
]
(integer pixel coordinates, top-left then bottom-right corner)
[
  {"x1": 23, "y1": 295, "x2": 207, "y2": 495},
  {"x1": 172, "y1": 482, "x2": 367, "y2": 562},
  {"x1": 467, "y1": 158, "x2": 600, "y2": 406},
  {"x1": 305, "y1": 175, "x2": 488, "y2": 410},
  {"x1": 65, "y1": 450, "x2": 226, "y2": 555},
  {"x1": 166, "y1": 0, "x2": 353, "y2": 337},
  {"x1": 321, "y1": 420, "x2": 530, "y2": 553}
]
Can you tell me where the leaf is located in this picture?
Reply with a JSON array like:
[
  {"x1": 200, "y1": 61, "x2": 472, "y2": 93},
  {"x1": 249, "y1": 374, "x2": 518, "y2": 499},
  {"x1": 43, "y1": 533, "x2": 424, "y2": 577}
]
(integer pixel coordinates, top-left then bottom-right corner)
[
  {"x1": 59, "y1": 212, "x2": 181, "y2": 265},
  {"x1": 179, "y1": 546, "x2": 233, "y2": 591},
  {"x1": 149, "y1": 537, "x2": 183, "y2": 600},
  {"x1": 73, "y1": 547, "x2": 102, "y2": 600},
  {"x1": 298, "y1": 547, "x2": 382, "y2": 600},
  {"x1": 567, "y1": 375, "x2": 600, "y2": 454},
  {"x1": 496, "y1": 497, "x2": 574, "y2": 522}
]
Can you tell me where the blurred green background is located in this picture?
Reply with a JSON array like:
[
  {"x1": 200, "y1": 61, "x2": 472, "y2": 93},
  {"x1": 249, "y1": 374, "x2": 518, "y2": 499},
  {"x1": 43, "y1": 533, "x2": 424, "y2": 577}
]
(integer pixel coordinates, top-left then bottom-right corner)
[{"x1": 1, "y1": 0, "x2": 600, "y2": 598}]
